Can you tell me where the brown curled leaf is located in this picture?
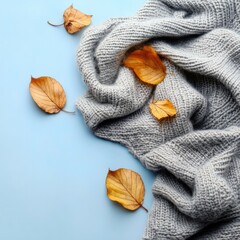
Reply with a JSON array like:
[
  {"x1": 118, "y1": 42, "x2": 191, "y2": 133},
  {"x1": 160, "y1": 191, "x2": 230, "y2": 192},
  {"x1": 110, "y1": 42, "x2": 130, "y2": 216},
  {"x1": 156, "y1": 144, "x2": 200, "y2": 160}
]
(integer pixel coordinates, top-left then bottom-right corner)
[
  {"x1": 106, "y1": 168, "x2": 148, "y2": 212},
  {"x1": 149, "y1": 99, "x2": 177, "y2": 121},
  {"x1": 48, "y1": 5, "x2": 92, "y2": 34},
  {"x1": 123, "y1": 45, "x2": 166, "y2": 85}
]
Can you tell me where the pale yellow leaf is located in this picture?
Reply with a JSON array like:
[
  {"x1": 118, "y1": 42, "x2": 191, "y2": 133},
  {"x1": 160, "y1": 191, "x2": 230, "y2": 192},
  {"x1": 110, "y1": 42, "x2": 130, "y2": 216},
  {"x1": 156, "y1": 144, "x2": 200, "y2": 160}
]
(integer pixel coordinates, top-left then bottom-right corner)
[{"x1": 149, "y1": 99, "x2": 177, "y2": 121}]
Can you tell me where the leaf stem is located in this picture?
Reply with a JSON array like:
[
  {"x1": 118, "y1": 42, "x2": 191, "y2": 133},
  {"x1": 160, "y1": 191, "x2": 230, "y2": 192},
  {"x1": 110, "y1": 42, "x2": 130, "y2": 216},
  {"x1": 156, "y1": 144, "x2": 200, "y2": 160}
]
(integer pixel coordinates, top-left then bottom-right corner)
[
  {"x1": 47, "y1": 21, "x2": 64, "y2": 27},
  {"x1": 141, "y1": 205, "x2": 148, "y2": 213},
  {"x1": 151, "y1": 87, "x2": 157, "y2": 103},
  {"x1": 62, "y1": 109, "x2": 76, "y2": 114}
]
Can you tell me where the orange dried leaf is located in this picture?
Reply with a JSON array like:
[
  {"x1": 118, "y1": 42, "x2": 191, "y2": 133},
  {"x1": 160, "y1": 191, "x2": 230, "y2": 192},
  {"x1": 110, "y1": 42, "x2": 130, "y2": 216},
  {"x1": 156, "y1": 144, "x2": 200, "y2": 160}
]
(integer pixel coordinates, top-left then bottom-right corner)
[
  {"x1": 48, "y1": 5, "x2": 92, "y2": 34},
  {"x1": 63, "y1": 5, "x2": 92, "y2": 34},
  {"x1": 29, "y1": 76, "x2": 66, "y2": 114},
  {"x1": 106, "y1": 168, "x2": 147, "y2": 212},
  {"x1": 149, "y1": 100, "x2": 177, "y2": 121},
  {"x1": 123, "y1": 46, "x2": 166, "y2": 85}
]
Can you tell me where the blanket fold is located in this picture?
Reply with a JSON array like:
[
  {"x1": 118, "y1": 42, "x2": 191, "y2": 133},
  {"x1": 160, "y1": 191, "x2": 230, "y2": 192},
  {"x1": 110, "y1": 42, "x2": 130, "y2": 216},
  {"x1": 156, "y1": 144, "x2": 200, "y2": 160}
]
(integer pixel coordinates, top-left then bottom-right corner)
[{"x1": 76, "y1": 0, "x2": 240, "y2": 239}]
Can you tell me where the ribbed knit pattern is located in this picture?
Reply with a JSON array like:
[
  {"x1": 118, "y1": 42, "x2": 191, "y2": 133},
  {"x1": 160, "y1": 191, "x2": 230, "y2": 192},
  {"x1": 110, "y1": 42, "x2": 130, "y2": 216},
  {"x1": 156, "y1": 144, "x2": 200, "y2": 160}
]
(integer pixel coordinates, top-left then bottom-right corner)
[{"x1": 76, "y1": 0, "x2": 240, "y2": 239}]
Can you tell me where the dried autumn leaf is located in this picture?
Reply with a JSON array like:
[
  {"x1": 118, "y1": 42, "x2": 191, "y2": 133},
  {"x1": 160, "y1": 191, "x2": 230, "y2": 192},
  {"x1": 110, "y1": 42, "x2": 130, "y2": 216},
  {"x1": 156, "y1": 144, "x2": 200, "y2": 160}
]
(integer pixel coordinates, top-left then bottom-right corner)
[
  {"x1": 29, "y1": 76, "x2": 67, "y2": 114},
  {"x1": 106, "y1": 168, "x2": 147, "y2": 212},
  {"x1": 123, "y1": 45, "x2": 166, "y2": 85},
  {"x1": 149, "y1": 99, "x2": 177, "y2": 121},
  {"x1": 64, "y1": 5, "x2": 92, "y2": 34},
  {"x1": 48, "y1": 5, "x2": 92, "y2": 34}
]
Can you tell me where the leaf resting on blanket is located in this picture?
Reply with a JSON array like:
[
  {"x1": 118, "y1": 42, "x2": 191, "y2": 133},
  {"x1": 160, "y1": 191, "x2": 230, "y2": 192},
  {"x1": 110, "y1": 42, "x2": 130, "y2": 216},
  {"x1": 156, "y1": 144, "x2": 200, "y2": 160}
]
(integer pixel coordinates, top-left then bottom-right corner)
[
  {"x1": 29, "y1": 76, "x2": 74, "y2": 114},
  {"x1": 106, "y1": 168, "x2": 148, "y2": 212},
  {"x1": 123, "y1": 45, "x2": 166, "y2": 85},
  {"x1": 48, "y1": 5, "x2": 92, "y2": 34},
  {"x1": 149, "y1": 100, "x2": 177, "y2": 121}
]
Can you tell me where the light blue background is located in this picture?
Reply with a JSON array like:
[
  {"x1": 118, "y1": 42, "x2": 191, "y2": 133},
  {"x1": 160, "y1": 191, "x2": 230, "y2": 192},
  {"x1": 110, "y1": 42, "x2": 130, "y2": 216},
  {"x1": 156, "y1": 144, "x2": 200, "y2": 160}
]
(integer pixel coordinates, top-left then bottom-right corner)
[{"x1": 0, "y1": 0, "x2": 156, "y2": 239}]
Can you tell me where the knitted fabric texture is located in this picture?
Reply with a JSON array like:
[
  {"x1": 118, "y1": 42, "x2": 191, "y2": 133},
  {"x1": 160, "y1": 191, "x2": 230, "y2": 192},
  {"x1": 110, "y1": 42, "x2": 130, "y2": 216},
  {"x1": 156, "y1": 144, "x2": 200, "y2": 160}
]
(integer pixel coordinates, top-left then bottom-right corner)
[{"x1": 76, "y1": 0, "x2": 240, "y2": 239}]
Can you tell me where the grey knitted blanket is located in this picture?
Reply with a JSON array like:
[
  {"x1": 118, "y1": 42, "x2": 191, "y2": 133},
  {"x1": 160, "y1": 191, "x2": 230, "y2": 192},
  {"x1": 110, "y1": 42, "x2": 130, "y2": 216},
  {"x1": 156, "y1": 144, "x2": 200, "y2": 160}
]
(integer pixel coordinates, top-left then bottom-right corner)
[{"x1": 76, "y1": 0, "x2": 240, "y2": 239}]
